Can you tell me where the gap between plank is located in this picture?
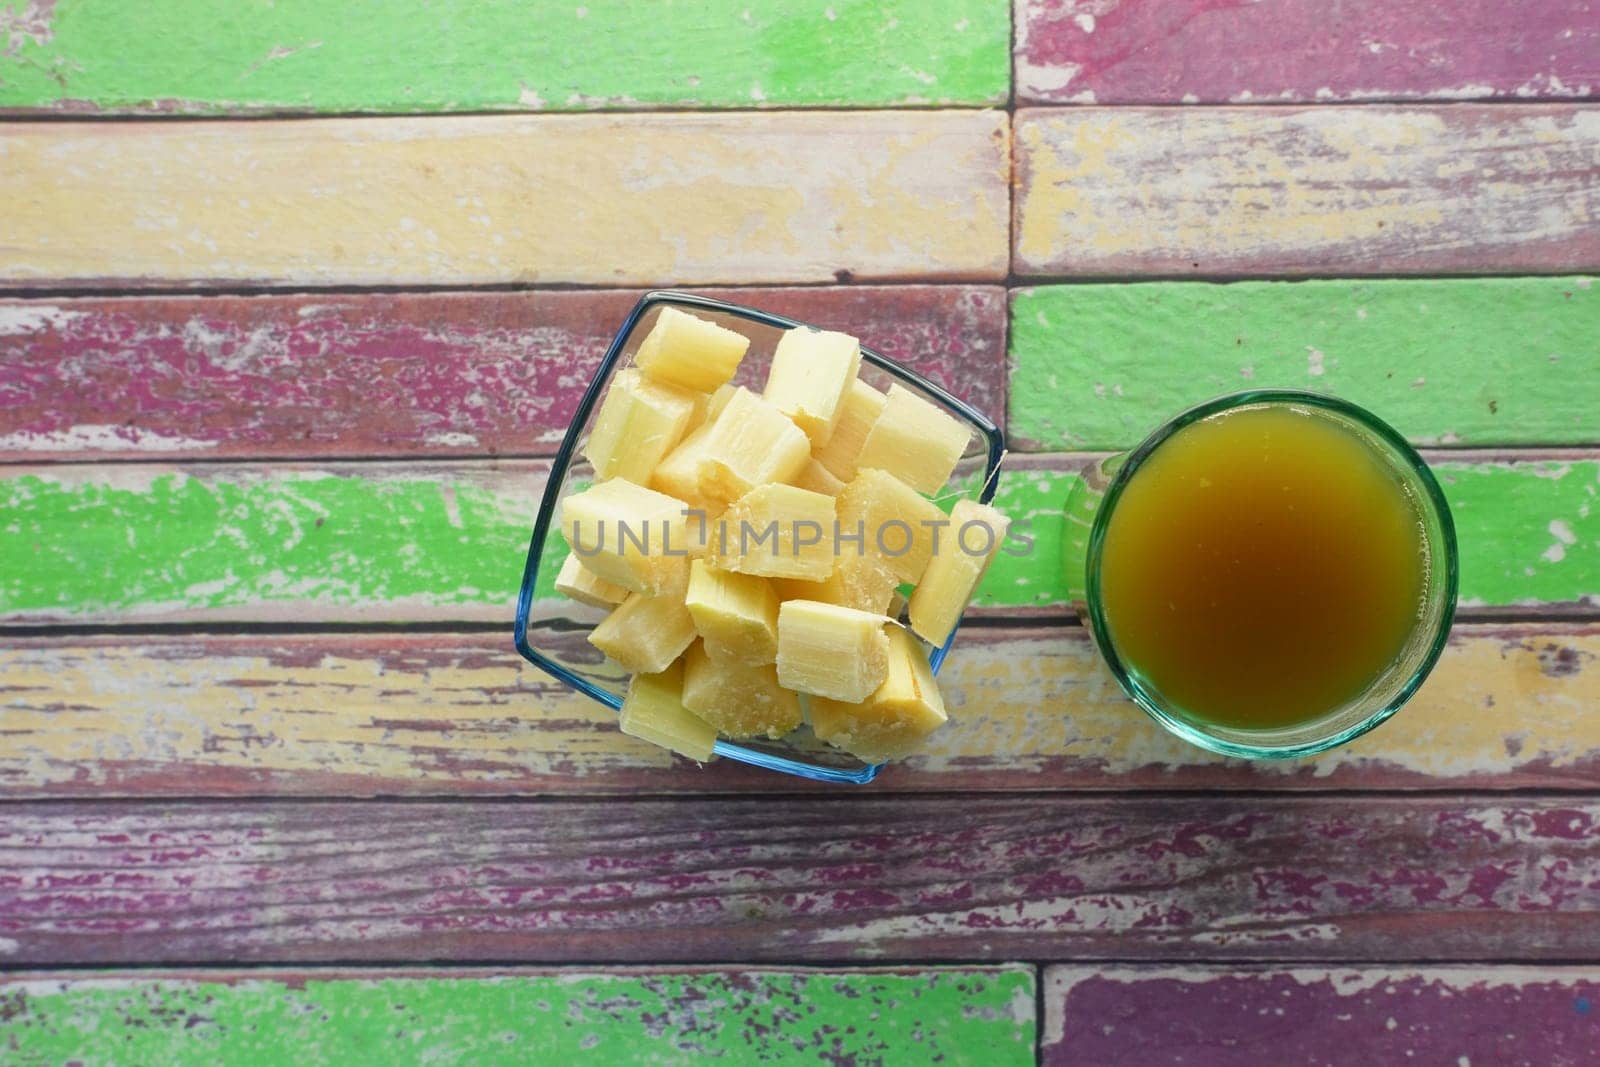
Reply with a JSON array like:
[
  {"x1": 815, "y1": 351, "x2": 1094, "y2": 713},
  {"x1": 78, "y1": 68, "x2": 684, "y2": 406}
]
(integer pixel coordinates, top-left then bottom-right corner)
[
  {"x1": 1, "y1": 96, "x2": 1590, "y2": 124},
  {"x1": 1, "y1": 608, "x2": 1594, "y2": 641},
  {"x1": 1, "y1": 268, "x2": 1594, "y2": 301},
  {"x1": 6, "y1": 787, "x2": 1600, "y2": 807},
  {"x1": 7, "y1": 955, "x2": 1600, "y2": 977}
]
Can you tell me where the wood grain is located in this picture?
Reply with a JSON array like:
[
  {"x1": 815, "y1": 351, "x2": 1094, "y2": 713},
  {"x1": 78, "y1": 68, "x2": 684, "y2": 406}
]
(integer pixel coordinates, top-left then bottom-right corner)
[
  {"x1": 0, "y1": 111, "x2": 1010, "y2": 288},
  {"x1": 2, "y1": 797, "x2": 1596, "y2": 964},
  {"x1": 0, "y1": 286, "x2": 1006, "y2": 460},
  {"x1": 1008, "y1": 277, "x2": 1600, "y2": 450},
  {"x1": 1, "y1": 451, "x2": 1593, "y2": 623},
  {"x1": 1, "y1": 624, "x2": 1596, "y2": 797},
  {"x1": 0, "y1": 0, "x2": 1010, "y2": 113},
  {"x1": 1016, "y1": 0, "x2": 1600, "y2": 105},
  {"x1": 982, "y1": 451, "x2": 1600, "y2": 616},
  {"x1": 1041, "y1": 966, "x2": 1600, "y2": 1066},
  {"x1": 1013, "y1": 105, "x2": 1600, "y2": 276},
  {"x1": 0, "y1": 966, "x2": 1035, "y2": 1066}
]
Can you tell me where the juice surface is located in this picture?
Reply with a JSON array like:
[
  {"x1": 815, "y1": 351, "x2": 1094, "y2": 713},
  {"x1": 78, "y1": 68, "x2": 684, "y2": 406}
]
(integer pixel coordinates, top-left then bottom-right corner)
[{"x1": 1097, "y1": 404, "x2": 1425, "y2": 731}]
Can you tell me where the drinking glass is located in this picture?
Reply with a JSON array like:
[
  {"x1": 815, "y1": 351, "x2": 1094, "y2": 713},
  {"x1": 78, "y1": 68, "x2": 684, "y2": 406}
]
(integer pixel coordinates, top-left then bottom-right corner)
[{"x1": 1062, "y1": 390, "x2": 1458, "y2": 759}]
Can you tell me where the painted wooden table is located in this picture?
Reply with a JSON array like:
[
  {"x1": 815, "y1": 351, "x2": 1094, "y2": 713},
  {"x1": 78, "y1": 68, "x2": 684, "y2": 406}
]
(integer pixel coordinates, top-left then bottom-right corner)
[{"x1": 1, "y1": 2, "x2": 1597, "y2": 1063}]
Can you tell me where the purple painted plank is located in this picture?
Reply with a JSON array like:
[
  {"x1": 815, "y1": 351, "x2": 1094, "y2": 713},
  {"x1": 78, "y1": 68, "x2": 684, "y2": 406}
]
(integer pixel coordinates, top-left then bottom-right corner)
[
  {"x1": 1042, "y1": 966, "x2": 1600, "y2": 1066},
  {"x1": 2, "y1": 798, "x2": 1598, "y2": 964},
  {"x1": 1016, "y1": 0, "x2": 1600, "y2": 104},
  {"x1": 0, "y1": 286, "x2": 1005, "y2": 460}
]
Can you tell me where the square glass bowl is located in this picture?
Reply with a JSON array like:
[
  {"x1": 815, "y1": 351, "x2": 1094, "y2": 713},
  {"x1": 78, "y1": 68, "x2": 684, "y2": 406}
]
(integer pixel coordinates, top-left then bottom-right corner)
[{"x1": 513, "y1": 291, "x2": 1006, "y2": 784}]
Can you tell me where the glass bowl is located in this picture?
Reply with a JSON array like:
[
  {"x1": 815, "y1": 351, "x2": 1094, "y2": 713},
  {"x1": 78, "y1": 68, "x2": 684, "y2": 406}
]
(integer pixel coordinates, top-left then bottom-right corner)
[{"x1": 513, "y1": 291, "x2": 1006, "y2": 784}]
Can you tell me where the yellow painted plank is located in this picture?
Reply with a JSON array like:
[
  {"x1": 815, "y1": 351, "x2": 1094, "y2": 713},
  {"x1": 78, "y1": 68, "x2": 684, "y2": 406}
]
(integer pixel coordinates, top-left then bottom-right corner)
[
  {"x1": 0, "y1": 112, "x2": 1009, "y2": 287},
  {"x1": 1014, "y1": 105, "x2": 1600, "y2": 275},
  {"x1": 2, "y1": 625, "x2": 1595, "y2": 795}
]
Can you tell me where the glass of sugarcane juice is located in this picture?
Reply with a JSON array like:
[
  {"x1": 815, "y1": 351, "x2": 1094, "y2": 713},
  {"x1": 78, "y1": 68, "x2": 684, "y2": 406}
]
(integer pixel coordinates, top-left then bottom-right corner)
[{"x1": 1065, "y1": 391, "x2": 1458, "y2": 759}]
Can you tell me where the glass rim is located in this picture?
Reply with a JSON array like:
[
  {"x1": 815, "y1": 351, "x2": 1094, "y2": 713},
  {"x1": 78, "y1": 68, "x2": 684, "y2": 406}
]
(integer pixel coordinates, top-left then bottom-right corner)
[
  {"x1": 511, "y1": 289, "x2": 1008, "y2": 785},
  {"x1": 1083, "y1": 389, "x2": 1461, "y2": 760}
]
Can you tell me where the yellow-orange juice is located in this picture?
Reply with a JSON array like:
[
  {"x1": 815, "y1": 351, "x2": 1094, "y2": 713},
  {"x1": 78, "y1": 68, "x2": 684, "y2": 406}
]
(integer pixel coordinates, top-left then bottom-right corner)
[{"x1": 1097, "y1": 403, "x2": 1426, "y2": 731}]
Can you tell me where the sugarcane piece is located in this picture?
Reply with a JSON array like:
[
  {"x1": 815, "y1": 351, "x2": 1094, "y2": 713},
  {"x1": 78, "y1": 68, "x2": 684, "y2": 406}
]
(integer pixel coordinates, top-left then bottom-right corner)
[
  {"x1": 653, "y1": 385, "x2": 736, "y2": 506},
  {"x1": 583, "y1": 368, "x2": 699, "y2": 484},
  {"x1": 774, "y1": 554, "x2": 900, "y2": 616},
  {"x1": 836, "y1": 467, "x2": 946, "y2": 584},
  {"x1": 853, "y1": 383, "x2": 972, "y2": 494},
  {"x1": 775, "y1": 599, "x2": 891, "y2": 703},
  {"x1": 695, "y1": 387, "x2": 811, "y2": 505},
  {"x1": 619, "y1": 660, "x2": 717, "y2": 763},
  {"x1": 683, "y1": 558, "x2": 779, "y2": 666},
  {"x1": 634, "y1": 306, "x2": 749, "y2": 393},
  {"x1": 681, "y1": 640, "x2": 802, "y2": 740},
  {"x1": 762, "y1": 327, "x2": 863, "y2": 446},
  {"x1": 554, "y1": 552, "x2": 628, "y2": 609},
  {"x1": 809, "y1": 626, "x2": 948, "y2": 762},
  {"x1": 793, "y1": 458, "x2": 845, "y2": 497},
  {"x1": 709, "y1": 482, "x2": 836, "y2": 581},
  {"x1": 908, "y1": 498, "x2": 1011, "y2": 646},
  {"x1": 589, "y1": 581, "x2": 697, "y2": 674},
  {"x1": 689, "y1": 382, "x2": 737, "y2": 432},
  {"x1": 814, "y1": 379, "x2": 887, "y2": 482},
  {"x1": 559, "y1": 477, "x2": 694, "y2": 595},
  {"x1": 652, "y1": 422, "x2": 716, "y2": 502}
]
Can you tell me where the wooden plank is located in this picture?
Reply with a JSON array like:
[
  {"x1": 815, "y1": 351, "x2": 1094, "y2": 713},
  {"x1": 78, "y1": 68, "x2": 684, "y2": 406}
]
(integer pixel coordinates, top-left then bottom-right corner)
[
  {"x1": 981, "y1": 451, "x2": 1600, "y2": 616},
  {"x1": 0, "y1": 0, "x2": 1010, "y2": 113},
  {"x1": 1041, "y1": 966, "x2": 1600, "y2": 1066},
  {"x1": 1016, "y1": 0, "x2": 1600, "y2": 105},
  {"x1": 2, "y1": 797, "x2": 1597, "y2": 963},
  {"x1": 0, "y1": 461, "x2": 551, "y2": 625},
  {"x1": 990, "y1": 447, "x2": 1595, "y2": 610},
  {"x1": 0, "y1": 966, "x2": 1035, "y2": 1066},
  {"x1": 2, "y1": 623, "x2": 1596, "y2": 797},
  {"x1": 0, "y1": 111, "x2": 1010, "y2": 288},
  {"x1": 1013, "y1": 105, "x2": 1600, "y2": 276},
  {"x1": 0, "y1": 285, "x2": 1006, "y2": 460},
  {"x1": 1008, "y1": 278, "x2": 1600, "y2": 451},
  {"x1": 1, "y1": 451, "x2": 1594, "y2": 623}
]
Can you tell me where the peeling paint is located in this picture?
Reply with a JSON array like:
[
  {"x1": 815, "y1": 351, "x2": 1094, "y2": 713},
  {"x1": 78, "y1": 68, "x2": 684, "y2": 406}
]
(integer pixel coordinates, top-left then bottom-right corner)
[
  {"x1": 1014, "y1": 107, "x2": 1600, "y2": 275},
  {"x1": 0, "y1": 1, "x2": 1008, "y2": 112},
  {"x1": 1016, "y1": 0, "x2": 1600, "y2": 105},
  {"x1": 0, "y1": 968, "x2": 1034, "y2": 1064},
  {"x1": 2, "y1": 625, "x2": 1597, "y2": 795},
  {"x1": 0, "y1": 112, "x2": 1008, "y2": 286}
]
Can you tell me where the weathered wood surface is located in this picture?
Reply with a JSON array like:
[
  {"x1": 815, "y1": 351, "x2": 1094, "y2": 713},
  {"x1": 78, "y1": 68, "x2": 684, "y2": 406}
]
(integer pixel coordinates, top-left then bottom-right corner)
[
  {"x1": 1013, "y1": 106, "x2": 1600, "y2": 276},
  {"x1": 0, "y1": 0, "x2": 1010, "y2": 114},
  {"x1": 2, "y1": 797, "x2": 1597, "y2": 964},
  {"x1": 0, "y1": 112, "x2": 1010, "y2": 288},
  {"x1": 1008, "y1": 277, "x2": 1600, "y2": 450},
  {"x1": 0, "y1": 966, "x2": 1035, "y2": 1066},
  {"x1": 0, "y1": 286, "x2": 1006, "y2": 461},
  {"x1": 8, "y1": 276, "x2": 1591, "y2": 462},
  {"x1": 0, "y1": 461, "x2": 552, "y2": 625},
  {"x1": 1041, "y1": 966, "x2": 1600, "y2": 1066},
  {"x1": 1016, "y1": 0, "x2": 1600, "y2": 105},
  {"x1": 987, "y1": 451, "x2": 1600, "y2": 616},
  {"x1": 1, "y1": 624, "x2": 1595, "y2": 797},
  {"x1": 1, "y1": 451, "x2": 1592, "y2": 623}
]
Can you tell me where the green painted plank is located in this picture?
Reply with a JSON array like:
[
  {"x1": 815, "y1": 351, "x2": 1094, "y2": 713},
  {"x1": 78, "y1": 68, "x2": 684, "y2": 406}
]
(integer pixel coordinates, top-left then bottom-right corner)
[
  {"x1": 0, "y1": 464, "x2": 542, "y2": 622},
  {"x1": 1009, "y1": 278, "x2": 1600, "y2": 451},
  {"x1": 0, "y1": 0, "x2": 1008, "y2": 113},
  {"x1": 974, "y1": 454, "x2": 1600, "y2": 613},
  {"x1": 0, "y1": 456, "x2": 1593, "y2": 622},
  {"x1": 0, "y1": 967, "x2": 1035, "y2": 1066}
]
